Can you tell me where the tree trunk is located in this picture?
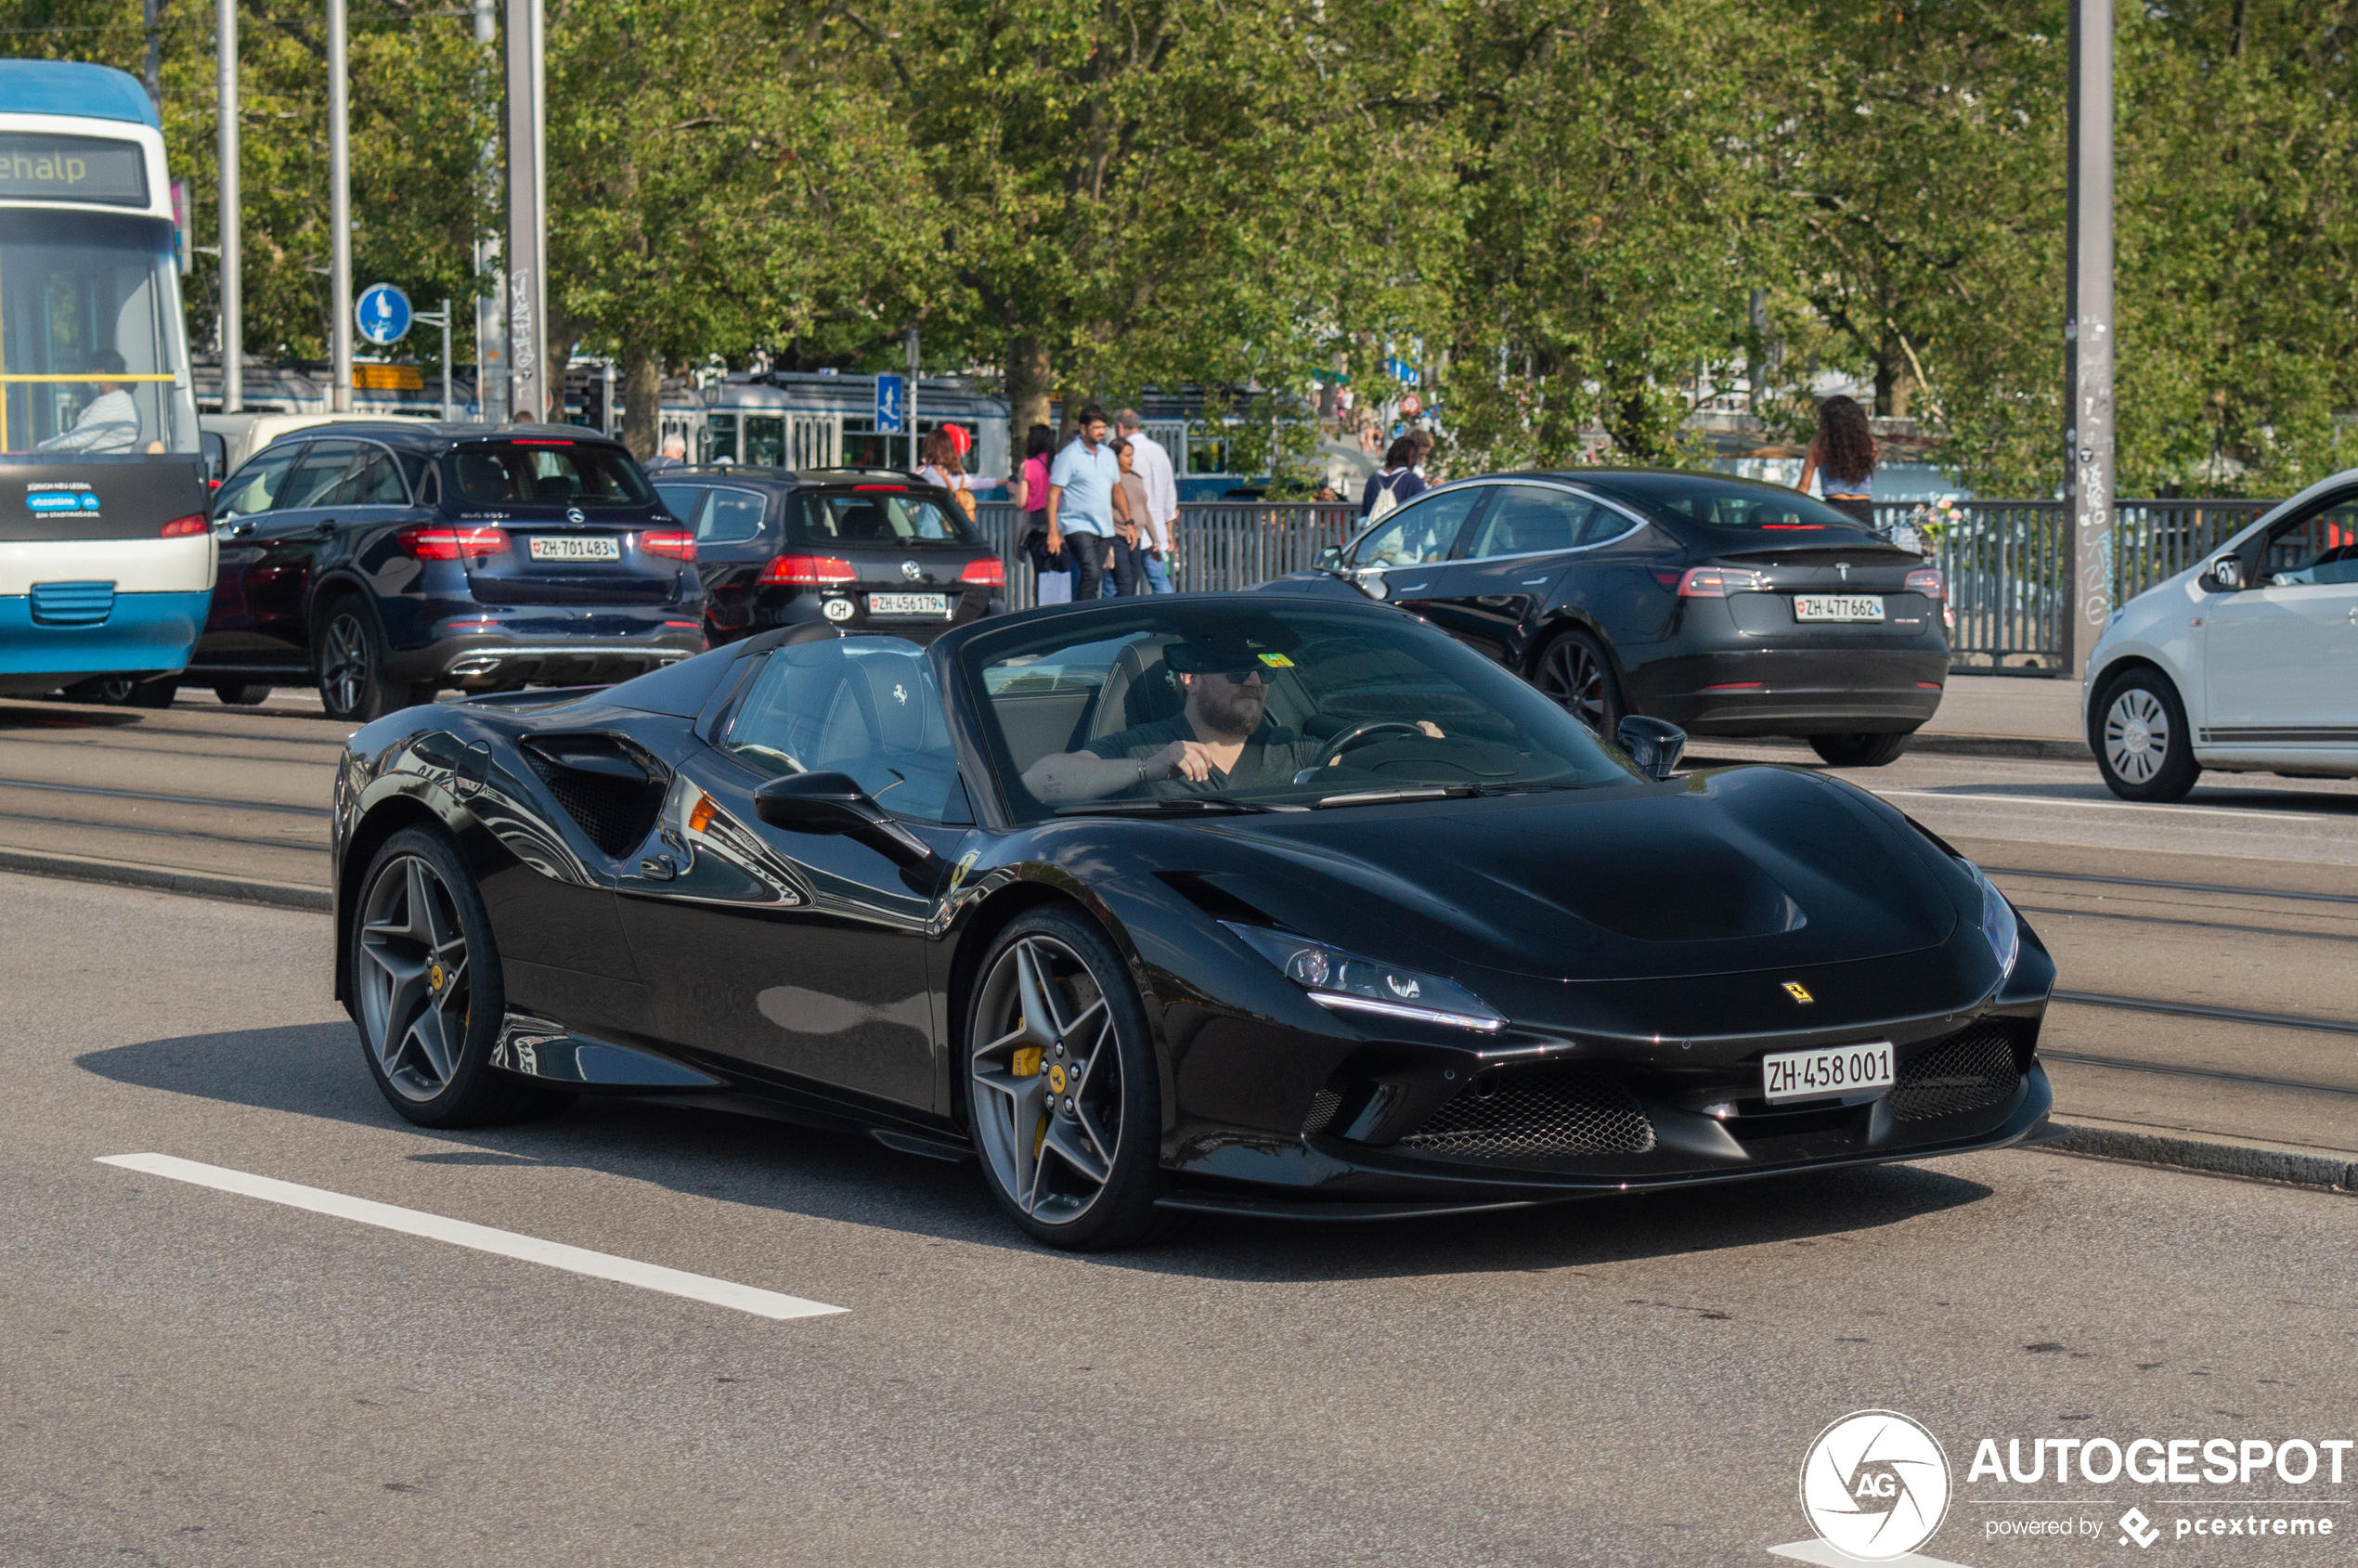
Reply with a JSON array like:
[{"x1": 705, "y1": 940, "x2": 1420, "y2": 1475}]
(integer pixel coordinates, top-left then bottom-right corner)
[
  {"x1": 1006, "y1": 335, "x2": 1052, "y2": 452},
  {"x1": 621, "y1": 347, "x2": 663, "y2": 459}
]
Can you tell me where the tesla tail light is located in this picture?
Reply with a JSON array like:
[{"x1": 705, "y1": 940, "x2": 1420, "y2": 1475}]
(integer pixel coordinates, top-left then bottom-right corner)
[
  {"x1": 1904, "y1": 566, "x2": 1946, "y2": 601},
  {"x1": 158, "y1": 514, "x2": 208, "y2": 538},
  {"x1": 761, "y1": 553, "x2": 857, "y2": 585},
  {"x1": 1220, "y1": 922, "x2": 1506, "y2": 1033},
  {"x1": 960, "y1": 557, "x2": 1006, "y2": 587},
  {"x1": 398, "y1": 525, "x2": 512, "y2": 560},
  {"x1": 1677, "y1": 566, "x2": 1768, "y2": 597},
  {"x1": 639, "y1": 530, "x2": 697, "y2": 562}
]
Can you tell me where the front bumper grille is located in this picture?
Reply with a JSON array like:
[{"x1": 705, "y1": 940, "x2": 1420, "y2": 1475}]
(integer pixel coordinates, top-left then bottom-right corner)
[
  {"x1": 1887, "y1": 1020, "x2": 2024, "y2": 1121},
  {"x1": 1400, "y1": 1065, "x2": 1656, "y2": 1159}
]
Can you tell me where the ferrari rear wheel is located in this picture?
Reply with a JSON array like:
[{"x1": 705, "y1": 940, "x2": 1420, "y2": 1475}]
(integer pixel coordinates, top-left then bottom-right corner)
[
  {"x1": 352, "y1": 826, "x2": 572, "y2": 1128},
  {"x1": 967, "y1": 909, "x2": 1166, "y2": 1250}
]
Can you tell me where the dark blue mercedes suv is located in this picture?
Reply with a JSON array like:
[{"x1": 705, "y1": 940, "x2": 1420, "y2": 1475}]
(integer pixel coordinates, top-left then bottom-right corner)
[{"x1": 177, "y1": 422, "x2": 706, "y2": 720}]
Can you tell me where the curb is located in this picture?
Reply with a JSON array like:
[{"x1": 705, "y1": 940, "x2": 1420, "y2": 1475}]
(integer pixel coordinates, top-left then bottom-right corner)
[
  {"x1": 2036, "y1": 1115, "x2": 2358, "y2": 1193},
  {"x1": 1908, "y1": 731, "x2": 2093, "y2": 762},
  {"x1": 0, "y1": 846, "x2": 330, "y2": 913}
]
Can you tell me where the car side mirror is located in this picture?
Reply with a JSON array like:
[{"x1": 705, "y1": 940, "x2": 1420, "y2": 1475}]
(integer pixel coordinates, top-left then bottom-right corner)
[
  {"x1": 1317, "y1": 544, "x2": 1341, "y2": 571},
  {"x1": 754, "y1": 770, "x2": 938, "y2": 872},
  {"x1": 2203, "y1": 556, "x2": 2244, "y2": 592},
  {"x1": 1351, "y1": 568, "x2": 1389, "y2": 602},
  {"x1": 1616, "y1": 715, "x2": 1686, "y2": 781}
]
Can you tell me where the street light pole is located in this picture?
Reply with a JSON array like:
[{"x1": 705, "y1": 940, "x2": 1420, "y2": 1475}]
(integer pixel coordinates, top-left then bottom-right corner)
[
  {"x1": 2065, "y1": 0, "x2": 2115, "y2": 679},
  {"x1": 327, "y1": 0, "x2": 353, "y2": 413},
  {"x1": 503, "y1": 0, "x2": 547, "y2": 423},
  {"x1": 215, "y1": 0, "x2": 240, "y2": 413},
  {"x1": 906, "y1": 327, "x2": 920, "y2": 471}
]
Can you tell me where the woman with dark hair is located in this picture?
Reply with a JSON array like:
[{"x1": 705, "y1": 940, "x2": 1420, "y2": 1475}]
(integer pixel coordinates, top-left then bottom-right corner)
[
  {"x1": 915, "y1": 425, "x2": 999, "y2": 521},
  {"x1": 1360, "y1": 434, "x2": 1427, "y2": 520},
  {"x1": 1798, "y1": 395, "x2": 1878, "y2": 525},
  {"x1": 1012, "y1": 422, "x2": 1069, "y2": 603}
]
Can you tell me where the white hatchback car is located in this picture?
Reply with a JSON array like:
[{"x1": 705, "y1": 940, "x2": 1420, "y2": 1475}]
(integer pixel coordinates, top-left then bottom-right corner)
[{"x1": 2084, "y1": 473, "x2": 2358, "y2": 800}]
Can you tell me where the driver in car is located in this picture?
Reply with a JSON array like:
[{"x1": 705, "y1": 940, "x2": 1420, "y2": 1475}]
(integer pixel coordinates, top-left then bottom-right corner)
[{"x1": 1023, "y1": 640, "x2": 1442, "y2": 803}]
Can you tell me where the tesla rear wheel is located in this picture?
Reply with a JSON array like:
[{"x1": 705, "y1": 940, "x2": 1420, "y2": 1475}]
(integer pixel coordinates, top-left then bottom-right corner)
[
  {"x1": 1807, "y1": 732, "x2": 1911, "y2": 768},
  {"x1": 1533, "y1": 629, "x2": 1623, "y2": 734},
  {"x1": 352, "y1": 827, "x2": 572, "y2": 1128},
  {"x1": 967, "y1": 910, "x2": 1167, "y2": 1251},
  {"x1": 2093, "y1": 668, "x2": 2198, "y2": 802}
]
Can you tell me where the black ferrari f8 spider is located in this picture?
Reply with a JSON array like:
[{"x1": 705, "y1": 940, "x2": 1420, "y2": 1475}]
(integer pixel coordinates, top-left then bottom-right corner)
[{"x1": 330, "y1": 593, "x2": 2054, "y2": 1250}]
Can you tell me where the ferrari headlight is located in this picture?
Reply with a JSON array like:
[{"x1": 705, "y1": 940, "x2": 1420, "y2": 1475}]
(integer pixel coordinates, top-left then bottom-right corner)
[
  {"x1": 1221, "y1": 922, "x2": 1505, "y2": 1032},
  {"x1": 1964, "y1": 861, "x2": 2020, "y2": 977}
]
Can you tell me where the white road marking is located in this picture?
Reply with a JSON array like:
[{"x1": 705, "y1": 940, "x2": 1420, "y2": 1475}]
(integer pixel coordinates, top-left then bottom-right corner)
[
  {"x1": 1873, "y1": 787, "x2": 2326, "y2": 822},
  {"x1": 96, "y1": 1153, "x2": 846, "y2": 1322}
]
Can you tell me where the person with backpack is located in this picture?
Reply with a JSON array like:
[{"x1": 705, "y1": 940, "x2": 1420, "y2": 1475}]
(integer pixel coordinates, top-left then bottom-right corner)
[
  {"x1": 1360, "y1": 434, "x2": 1427, "y2": 522},
  {"x1": 916, "y1": 425, "x2": 1001, "y2": 523}
]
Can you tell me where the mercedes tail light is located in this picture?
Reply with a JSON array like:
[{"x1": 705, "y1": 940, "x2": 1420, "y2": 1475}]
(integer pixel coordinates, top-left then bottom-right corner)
[
  {"x1": 158, "y1": 514, "x2": 208, "y2": 538},
  {"x1": 760, "y1": 553, "x2": 858, "y2": 585},
  {"x1": 1677, "y1": 566, "x2": 1768, "y2": 597},
  {"x1": 960, "y1": 557, "x2": 1006, "y2": 587},
  {"x1": 639, "y1": 530, "x2": 697, "y2": 562},
  {"x1": 1904, "y1": 566, "x2": 1946, "y2": 601},
  {"x1": 398, "y1": 525, "x2": 512, "y2": 561}
]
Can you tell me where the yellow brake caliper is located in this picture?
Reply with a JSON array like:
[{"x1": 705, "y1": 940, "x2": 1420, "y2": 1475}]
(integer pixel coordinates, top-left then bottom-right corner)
[{"x1": 1012, "y1": 1034, "x2": 1046, "y2": 1155}]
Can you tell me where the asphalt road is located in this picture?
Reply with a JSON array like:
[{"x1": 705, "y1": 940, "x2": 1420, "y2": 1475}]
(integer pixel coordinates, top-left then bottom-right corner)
[{"x1": 8, "y1": 870, "x2": 2358, "y2": 1568}]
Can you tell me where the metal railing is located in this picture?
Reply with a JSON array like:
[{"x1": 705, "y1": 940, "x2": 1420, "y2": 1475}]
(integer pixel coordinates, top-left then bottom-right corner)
[
  {"x1": 974, "y1": 502, "x2": 1360, "y2": 611},
  {"x1": 971, "y1": 496, "x2": 2280, "y2": 677},
  {"x1": 1877, "y1": 499, "x2": 2274, "y2": 674}
]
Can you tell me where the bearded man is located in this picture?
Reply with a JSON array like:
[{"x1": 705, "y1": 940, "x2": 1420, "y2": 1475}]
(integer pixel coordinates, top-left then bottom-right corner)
[{"x1": 1021, "y1": 642, "x2": 1440, "y2": 804}]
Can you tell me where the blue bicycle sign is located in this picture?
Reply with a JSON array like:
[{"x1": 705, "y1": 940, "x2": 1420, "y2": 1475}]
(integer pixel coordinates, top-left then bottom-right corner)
[{"x1": 356, "y1": 283, "x2": 412, "y2": 346}]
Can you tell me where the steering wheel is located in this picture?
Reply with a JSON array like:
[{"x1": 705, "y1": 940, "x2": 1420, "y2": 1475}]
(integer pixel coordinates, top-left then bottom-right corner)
[{"x1": 1308, "y1": 719, "x2": 1430, "y2": 772}]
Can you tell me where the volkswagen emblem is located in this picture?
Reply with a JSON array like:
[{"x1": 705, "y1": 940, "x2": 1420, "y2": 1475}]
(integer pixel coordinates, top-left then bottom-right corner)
[
  {"x1": 565, "y1": 507, "x2": 585, "y2": 525},
  {"x1": 900, "y1": 560, "x2": 922, "y2": 581}
]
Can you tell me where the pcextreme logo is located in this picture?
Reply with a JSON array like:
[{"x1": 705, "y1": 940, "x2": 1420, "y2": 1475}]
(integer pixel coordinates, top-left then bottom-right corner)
[{"x1": 1800, "y1": 1409, "x2": 1952, "y2": 1561}]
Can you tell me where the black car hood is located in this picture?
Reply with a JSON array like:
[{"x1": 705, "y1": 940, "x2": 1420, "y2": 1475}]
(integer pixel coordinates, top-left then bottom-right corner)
[{"x1": 1174, "y1": 766, "x2": 1960, "y2": 982}]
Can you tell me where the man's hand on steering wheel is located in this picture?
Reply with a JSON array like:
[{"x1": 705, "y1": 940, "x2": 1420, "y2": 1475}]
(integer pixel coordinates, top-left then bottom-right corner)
[{"x1": 1311, "y1": 719, "x2": 1446, "y2": 771}]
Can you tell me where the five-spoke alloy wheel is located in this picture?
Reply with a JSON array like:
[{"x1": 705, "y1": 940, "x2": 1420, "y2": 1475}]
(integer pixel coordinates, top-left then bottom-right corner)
[
  {"x1": 352, "y1": 826, "x2": 566, "y2": 1126},
  {"x1": 968, "y1": 910, "x2": 1164, "y2": 1249}
]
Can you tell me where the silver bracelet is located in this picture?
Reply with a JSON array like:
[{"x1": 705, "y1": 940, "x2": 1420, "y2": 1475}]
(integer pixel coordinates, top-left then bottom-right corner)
[{"x1": 1136, "y1": 759, "x2": 1148, "y2": 785}]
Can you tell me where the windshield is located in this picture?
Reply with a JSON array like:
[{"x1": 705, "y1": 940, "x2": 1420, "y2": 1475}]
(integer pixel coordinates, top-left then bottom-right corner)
[
  {"x1": 448, "y1": 440, "x2": 654, "y2": 509},
  {"x1": 963, "y1": 601, "x2": 1636, "y2": 823},
  {"x1": 794, "y1": 487, "x2": 976, "y2": 547},
  {"x1": 1585, "y1": 474, "x2": 1882, "y2": 538},
  {"x1": 0, "y1": 208, "x2": 196, "y2": 454}
]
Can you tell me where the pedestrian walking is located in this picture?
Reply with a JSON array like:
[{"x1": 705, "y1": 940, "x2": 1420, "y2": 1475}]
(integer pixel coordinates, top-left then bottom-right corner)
[
  {"x1": 1105, "y1": 438, "x2": 1153, "y2": 596},
  {"x1": 1047, "y1": 405, "x2": 1121, "y2": 602},
  {"x1": 1012, "y1": 423, "x2": 1070, "y2": 603},
  {"x1": 1797, "y1": 395, "x2": 1879, "y2": 526},
  {"x1": 1360, "y1": 434, "x2": 1427, "y2": 521},
  {"x1": 916, "y1": 426, "x2": 1001, "y2": 523},
  {"x1": 1115, "y1": 409, "x2": 1179, "y2": 592}
]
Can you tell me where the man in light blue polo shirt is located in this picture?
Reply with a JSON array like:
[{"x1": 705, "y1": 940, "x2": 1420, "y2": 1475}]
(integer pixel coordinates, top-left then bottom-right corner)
[{"x1": 1046, "y1": 404, "x2": 1121, "y2": 602}]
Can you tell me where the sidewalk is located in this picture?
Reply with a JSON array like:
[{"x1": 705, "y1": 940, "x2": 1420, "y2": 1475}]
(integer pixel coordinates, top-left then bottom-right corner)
[{"x1": 1922, "y1": 672, "x2": 2083, "y2": 744}]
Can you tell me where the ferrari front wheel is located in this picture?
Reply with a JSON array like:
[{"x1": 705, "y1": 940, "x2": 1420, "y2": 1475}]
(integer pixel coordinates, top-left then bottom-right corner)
[
  {"x1": 966, "y1": 909, "x2": 1167, "y2": 1251},
  {"x1": 352, "y1": 826, "x2": 571, "y2": 1128}
]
